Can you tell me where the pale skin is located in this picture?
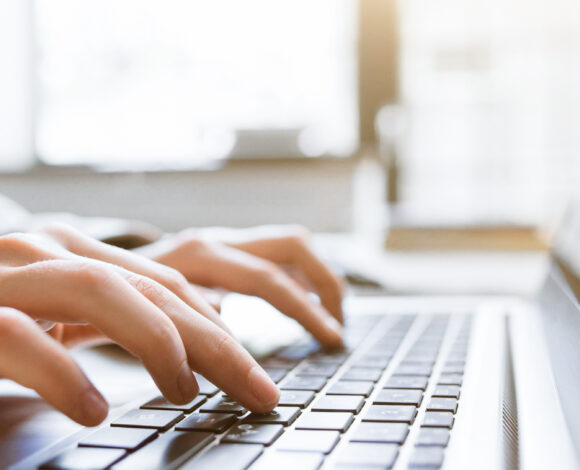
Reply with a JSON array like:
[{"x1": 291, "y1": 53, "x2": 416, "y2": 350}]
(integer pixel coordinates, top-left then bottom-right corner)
[{"x1": 0, "y1": 223, "x2": 344, "y2": 427}]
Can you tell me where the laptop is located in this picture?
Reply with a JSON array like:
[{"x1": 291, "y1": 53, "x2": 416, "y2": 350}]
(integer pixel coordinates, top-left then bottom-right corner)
[{"x1": 2, "y1": 207, "x2": 580, "y2": 470}]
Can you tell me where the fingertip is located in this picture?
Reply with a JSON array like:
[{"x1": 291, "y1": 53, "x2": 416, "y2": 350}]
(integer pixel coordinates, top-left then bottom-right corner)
[
  {"x1": 333, "y1": 303, "x2": 345, "y2": 325},
  {"x1": 322, "y1": 314, "x2": 343, "y2": 346},
  {"x1": 176, "y1": 362, "x2": 199, "y2": 403},
  {"x1": 247, "y1": 366, "x2": 279, "y2": 412},
  {"x1": 78, "y1": 389, "x2": 108, "y2": 426}
]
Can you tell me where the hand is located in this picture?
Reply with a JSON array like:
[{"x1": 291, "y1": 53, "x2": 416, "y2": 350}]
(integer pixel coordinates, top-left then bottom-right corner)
[
  {"x1": 0, "y1": 224, "x2": 279, "y2": 426},
  {"x1": 135, "y1": 225, "x2": 345, "y2": 347}
]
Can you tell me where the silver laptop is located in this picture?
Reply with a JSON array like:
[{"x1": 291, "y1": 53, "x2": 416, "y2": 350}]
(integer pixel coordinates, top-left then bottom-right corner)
[{"x1": 2, "y1": 209, "x2": 580, "y2": 470}]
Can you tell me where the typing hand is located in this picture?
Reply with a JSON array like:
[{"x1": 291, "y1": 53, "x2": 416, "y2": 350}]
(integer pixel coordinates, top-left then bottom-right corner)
[
  {"x1": 135, "y1": 225, "x2": 344, "y2": 347},
  {"x1": 0, "y1": 224, "x2": 279, "y2": 426}
]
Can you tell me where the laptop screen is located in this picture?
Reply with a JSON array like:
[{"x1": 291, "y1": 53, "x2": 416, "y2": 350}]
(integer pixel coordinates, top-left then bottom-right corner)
[{"x1": 540, "y1": 198, "x2": 580, "y2": 459}]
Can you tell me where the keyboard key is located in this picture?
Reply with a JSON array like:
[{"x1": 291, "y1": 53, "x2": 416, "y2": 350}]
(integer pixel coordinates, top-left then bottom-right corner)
[
  {"x1": 141, "y1": 395, "x2": 206, "y2": 412},
  {"x1": 368, "y1": 345, "x2": 398, "y2": 356},
  {"x1": 374, "y1": 389, "x2": 423, "y2": 406},
  {"x1": 111, "y1": 409, "x2": 183, "y2": 431},
  {"x1": 427, "y1": 398, "x2": 458, "y2": 413},
  {"x1": 312, "y1": 395, "x2": 364, "y2": 414},
  {"x1": 432, "y1": 385, "x2": 461, "y2": 399},
  {"x1": 449, "y1": 346, "x2": 468, "y2": 355},
  {"x1": 408, "y1": 342, "x2": 439, "y2": 350},
  {"x1": 79, "y1": 427, "x2": 157, "y2": 450},
  {"x1": 200, "y1": 395, "x2": 246, "y2": 415},
  {"x1": 385, "y1": 376, "x2": 428, "y2": 390},
  {"x1": 394, "y1": 364, "x2": 432, "y2": 376},
  {"x1": 175, "y1": 412, "x2": 238, "y2": 433},
  {"x1": 445, "y1": 359, "x2": 466, "y2": 366},
  {"x1": 350, "y1": 422, "x2": 409, "y2": 444},
  {"x1": 40, "y1": 447, "x2": 125, "y2": 470},
  {"x1": 278, "y1": 390, "x2": 315, "y2": 408},
  {"x1": 113, "y1": 431, "x2": 213, "y2": 470},
  {"x1": 402, "y1": 356, "x2": 436, "y2": 365},
  {"x1": 282, "y1": 376, "x2": 327, "y2": 391},
  {"x1": 309, "y1": 350, "x2": 349, "y2": 364},
  {"x1": 416, "y1": 428, "x2": 450, "y2": 447},
  {"x1": 363, "y1": 405, "x2": 417, "y2": 424},
  {"x1": 441, "y1": 364, "x2": 465, "y2": 374},
  {"x1": 327, "y1": 380, "x2": 374, "y2": 397},
  {"x1": 181, "y1": 443, "x2": 263, "y2": 470},
  {"x1": 401, "y1": 359, "x2": 436, "y2": 367},
  {"x1": 244, "y1": 407, "x2": 301, "y2": 426},
  {"x1": 446, "y1": 352, "x2": 467, "y2": 362},
  {"x1": 223, "y1": 423, "x2": 283, "y2": 445},
  {"x1": 340, "y1": 367, "x2": 383, "y2": 382},
  {"x1": 404, "y1": 352, "x2": 439, "y2": 362},
  {"x1": 335, "y1": 442, "x2": 399, "y2": 468},
  {"x1": 276, "y1": 430, "x2": 340, "y2": 454},
  {"x1": 296, "y1": 362, "x2": 340, "y2": 377},
  {"x1": 194, "y1": 373, "x2": 219, "y2": 396},
  {"x1": 438, "y1": 374, "x2": 463, "y2": 386},
  {"x1": 264, "y1": 368, "x2": 289, "y2": 383},
  {"x1": 251, "y1": 451, "x2": 324, "y2": 470},
  {"x1": 278, "y1": 342, "x2": 321, "y2": 361},
  {"x1": 295, "y1": 412, "x2": 354, "y2": 432},
  {"x1": 409, "y1": 446, "x2": 445, "y2": 468},
  {"x1": 260, "y1": 357, "x2": 300, "y2": 369},
  {"x1": 352, "y1": 355, "x2": 391, "y2": 369},
  {"x1": 422, "y1": 412, "x2": 454, "y2": 428}
]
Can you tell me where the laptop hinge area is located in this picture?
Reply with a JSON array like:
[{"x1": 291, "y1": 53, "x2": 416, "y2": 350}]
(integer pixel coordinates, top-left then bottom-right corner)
[{"x1": 502, "y1": 316, "x2": 519, "y2": 470}]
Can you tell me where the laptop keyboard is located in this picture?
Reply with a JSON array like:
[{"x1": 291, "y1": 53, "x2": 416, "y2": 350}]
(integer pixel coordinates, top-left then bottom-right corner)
[{"x1": 39, "y1": 313, "x2": 472, "y2": 470}]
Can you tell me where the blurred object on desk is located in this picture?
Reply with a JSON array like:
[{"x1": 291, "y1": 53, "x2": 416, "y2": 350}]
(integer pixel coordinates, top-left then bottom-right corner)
[{"x1": 385, "y1": 202, "x2": 557, "y2": 251}]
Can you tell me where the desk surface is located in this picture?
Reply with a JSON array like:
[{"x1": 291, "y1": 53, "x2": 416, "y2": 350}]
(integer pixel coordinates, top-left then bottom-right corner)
[{"x1": 316, "y1": 233, "x2": 550, "y2": 297}]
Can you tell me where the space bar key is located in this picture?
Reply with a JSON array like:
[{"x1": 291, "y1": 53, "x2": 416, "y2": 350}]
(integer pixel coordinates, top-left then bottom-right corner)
[{"x1": 112, "y1": 431, "x2": 213, "y2": 470}]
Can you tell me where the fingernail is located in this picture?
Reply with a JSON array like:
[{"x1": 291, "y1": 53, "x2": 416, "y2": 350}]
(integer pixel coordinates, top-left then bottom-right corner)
[
  {"x1": 82, "y1": 389, "x2": 108, "y2": 425},
  {"x1": 177, "y1": 362, "x2": 198, "y2": 402},
  {"x1": 248, "y1": 366, "x2": 279, "y2": 407}
]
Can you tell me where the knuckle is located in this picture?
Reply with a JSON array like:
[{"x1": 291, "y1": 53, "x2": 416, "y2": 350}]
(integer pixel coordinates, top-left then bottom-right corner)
[
  {"x1": 174, "y1": 229, "x2": 211, "y2": 253},
  {"x1": 34, "y1": 222, "x2": 80, "y2": 248},
  {"x1": 160, "y1": 268, "x2": 189, "y2": 295},
  {"x1": 72, "y1": 262, "x2": 117, "y2": 291},
  {"x1": 251, "y1": 262, "x2": 281, "y2": 287},
  {"x1": 213, "y1": 333, "x2": 237, "y2": 360},
  {"x1": 182, "y1": 237, "x2": 207, "y2": 252},
  {"x1": 132, "y1": 275, "x2": 172, "y2": 307},
  {"x1": 149, "y1": 316, "x2": 179, "y2": 350},
  {"x1": 0, "y1": 233, "x2": 35, "y2": 253},
  {"x1": 287, "y1": 225, "x2": 311, "y2": 243},
  {"x1": 36, "y1": 222, "x2": 74, "y2": 238},
  {"x1": 0, "y1": 233, "x2": 57, "y2": 265}
]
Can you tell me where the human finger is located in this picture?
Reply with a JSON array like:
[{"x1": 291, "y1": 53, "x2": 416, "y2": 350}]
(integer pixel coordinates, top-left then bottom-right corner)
[
  {"x1": 36, "y1": 223, "x2": 230, "y2": 335},
  {"x1": 0, "y1": 307, "x2": 108, "y2": 426},
  {"x1": 0, "y1": 260, "x2": 198, "y2": 406},
  {"x1": 228, "y1": 229, "x2": 345, "y2": 323},
  {"x1": 117, "y1": 269, "x2": 280, "y2": 413},
  {"x1": 159, "y1": 240, "x2": 342, "y2": 347}
]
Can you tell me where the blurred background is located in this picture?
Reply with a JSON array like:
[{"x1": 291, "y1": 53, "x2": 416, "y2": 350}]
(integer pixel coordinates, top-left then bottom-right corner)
[{"x1": 0, "y1": 0, "x2": 578, "y2": 233}]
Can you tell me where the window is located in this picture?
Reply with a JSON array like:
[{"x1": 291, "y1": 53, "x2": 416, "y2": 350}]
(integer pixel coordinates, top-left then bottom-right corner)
[
  {"x1": 34, "y1": 0, "x2": 358, "y2": 168},
  {"x1": 398, "y1": 0, "x2": 580, "y2": 213},
  {"x1": 0, "y1": 1, "x2": 35, "y2": 171}
]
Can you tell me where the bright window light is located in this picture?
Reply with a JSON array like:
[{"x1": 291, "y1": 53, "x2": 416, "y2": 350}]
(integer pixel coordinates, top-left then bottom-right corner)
[{"x1": 36, "y1": 0, "x2": 358, "y2": 168}]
